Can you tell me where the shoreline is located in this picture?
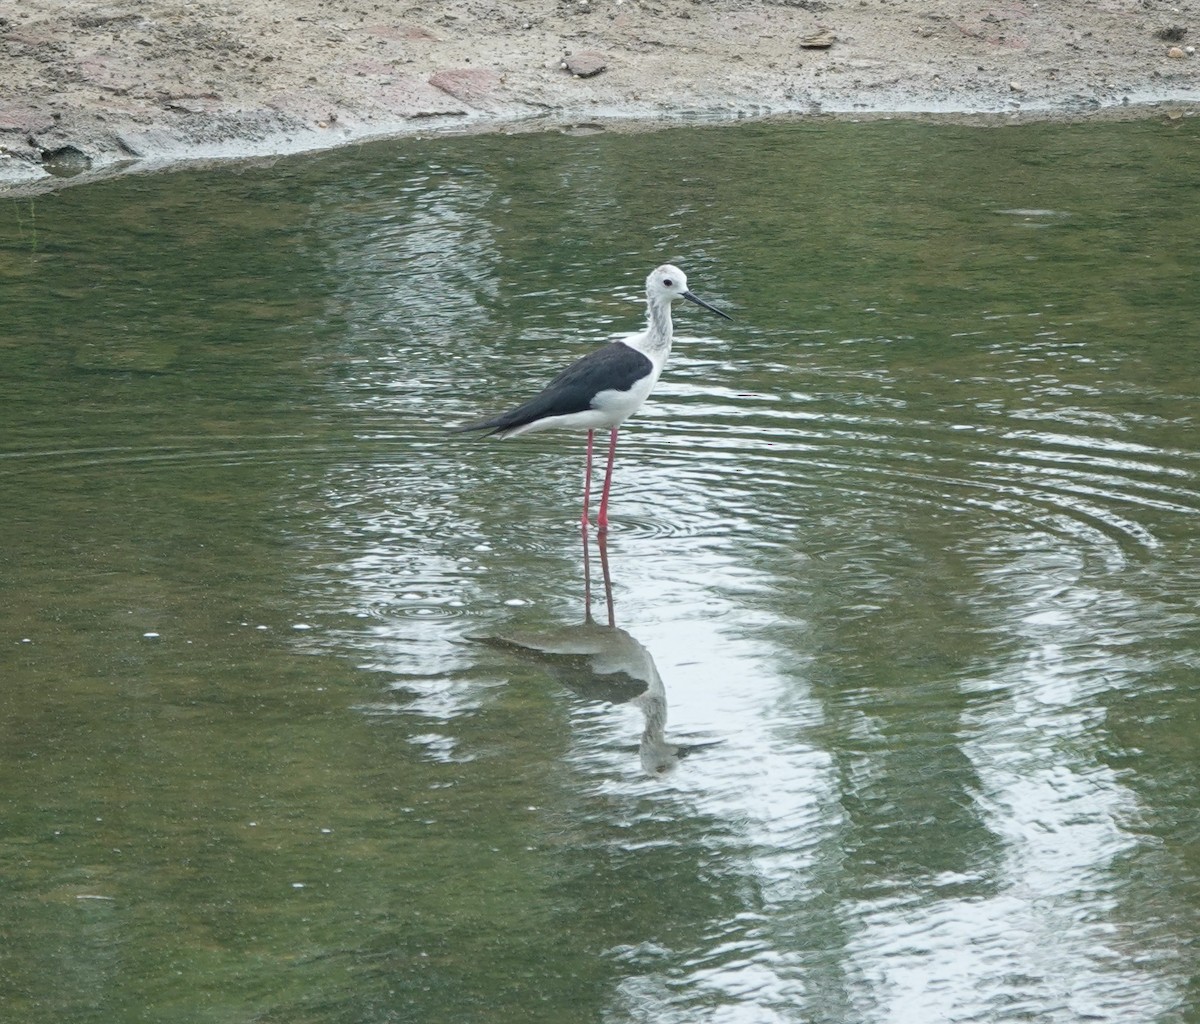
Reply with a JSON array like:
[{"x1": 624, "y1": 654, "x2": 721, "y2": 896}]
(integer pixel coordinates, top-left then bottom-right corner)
[{"x1": 3, "y1": 0, "x2": 1198, "y2": 193}]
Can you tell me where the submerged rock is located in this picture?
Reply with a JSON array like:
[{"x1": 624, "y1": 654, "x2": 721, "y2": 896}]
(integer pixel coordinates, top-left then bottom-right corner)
[{"x1": 40, "y1": 144, "x2": 92, "y2": 177}]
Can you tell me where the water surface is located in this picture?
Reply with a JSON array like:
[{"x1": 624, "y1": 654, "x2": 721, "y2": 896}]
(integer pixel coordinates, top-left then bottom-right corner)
[{"x1": 3, "y1": 117, "x2": 1199, "y2": 1023}]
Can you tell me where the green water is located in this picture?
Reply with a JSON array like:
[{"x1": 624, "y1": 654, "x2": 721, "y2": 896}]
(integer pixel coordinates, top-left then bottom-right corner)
[{"x1": 3, "y1": 117, "x2": 1199, "y2": 1023}]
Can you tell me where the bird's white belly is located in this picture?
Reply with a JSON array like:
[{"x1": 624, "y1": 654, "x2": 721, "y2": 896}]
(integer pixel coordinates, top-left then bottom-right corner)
[{"x1": 590, "y1": 371, "x2": 659, "y2": 425}]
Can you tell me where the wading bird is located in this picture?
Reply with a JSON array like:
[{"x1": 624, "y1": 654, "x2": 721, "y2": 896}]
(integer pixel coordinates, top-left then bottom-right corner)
[{"x1": 457, "y1": 265, "x2": 731, "y2": 532}]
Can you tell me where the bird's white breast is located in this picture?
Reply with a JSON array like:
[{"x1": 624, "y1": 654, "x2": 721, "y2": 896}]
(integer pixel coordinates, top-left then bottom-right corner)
[{"x1": 589, "y1": 364, "x2": 661, "y2": 424}]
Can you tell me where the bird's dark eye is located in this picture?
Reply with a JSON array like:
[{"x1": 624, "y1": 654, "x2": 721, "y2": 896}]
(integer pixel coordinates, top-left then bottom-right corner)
[{"x1": 662, "y1": 278, "x2": 674, "y2": 287}]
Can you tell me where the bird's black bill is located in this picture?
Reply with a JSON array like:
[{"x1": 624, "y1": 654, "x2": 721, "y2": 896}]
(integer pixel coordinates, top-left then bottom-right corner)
[{"x1": 683, "y1": 290, "x2": 732, "y2": 320}]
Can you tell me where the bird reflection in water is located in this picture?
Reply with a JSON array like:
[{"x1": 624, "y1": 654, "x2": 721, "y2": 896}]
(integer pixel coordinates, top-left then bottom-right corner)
[{"x1": 476, "y1": 533, "x2": 713, "y2": 775}]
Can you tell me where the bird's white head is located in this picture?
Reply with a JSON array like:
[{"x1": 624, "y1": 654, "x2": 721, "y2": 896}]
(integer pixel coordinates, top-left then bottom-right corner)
[
  {"x1": 646, "y1": 264, "x2": 689, "y2": 303},
  {"x1": 645, "y1": 264, "x2": 732, "y2": 320}
]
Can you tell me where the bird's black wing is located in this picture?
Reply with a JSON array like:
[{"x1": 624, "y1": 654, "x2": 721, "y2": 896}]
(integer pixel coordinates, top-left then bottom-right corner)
[{"x1": 457, "y1": 342, "x2": 652, "y2": 436}]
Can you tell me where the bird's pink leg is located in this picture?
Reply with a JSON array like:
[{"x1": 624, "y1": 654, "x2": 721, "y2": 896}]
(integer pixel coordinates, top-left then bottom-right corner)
[
  {"x1": 581, "y1": 429, "x2": 594, "y2": 529},
  {"x1": 597, "y1": 427, "x2": 619, "y2": 533}
]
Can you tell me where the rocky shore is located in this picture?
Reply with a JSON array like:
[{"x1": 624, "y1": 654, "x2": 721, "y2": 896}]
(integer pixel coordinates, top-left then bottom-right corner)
[{"x1": 2, "y1": 0, "x2": 1197, "y2": 191}]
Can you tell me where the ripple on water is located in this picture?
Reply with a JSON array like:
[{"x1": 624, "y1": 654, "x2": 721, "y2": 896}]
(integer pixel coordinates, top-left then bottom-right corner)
[
  {"x1": 620, "y1": 389, "x2": 1200, "y2": 571},
  {"x1": 8, "y1": 380, "x2": 1193, "y2": 619},
  {"x1": 0, "y1": 435, "x2": 415, "y2": 487}
]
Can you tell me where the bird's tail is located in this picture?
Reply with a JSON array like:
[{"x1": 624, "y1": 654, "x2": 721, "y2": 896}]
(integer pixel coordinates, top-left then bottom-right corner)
[
  {"x1": 451, "y1": 414, "x2": 520, "y2": 438},
  {"x1": 453, "y1": 395, "x2": 552, "y2": 438}
]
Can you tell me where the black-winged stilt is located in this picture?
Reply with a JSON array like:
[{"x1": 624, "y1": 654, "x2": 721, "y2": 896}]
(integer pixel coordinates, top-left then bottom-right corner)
[{"x1": 457, "y1": 264, "x2": 731, "y2": 532}]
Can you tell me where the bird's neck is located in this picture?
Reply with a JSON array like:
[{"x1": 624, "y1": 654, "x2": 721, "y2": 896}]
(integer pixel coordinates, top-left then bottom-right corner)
[{"x1": 639, "y1": 301, "x2": 674, "y2": 359}]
